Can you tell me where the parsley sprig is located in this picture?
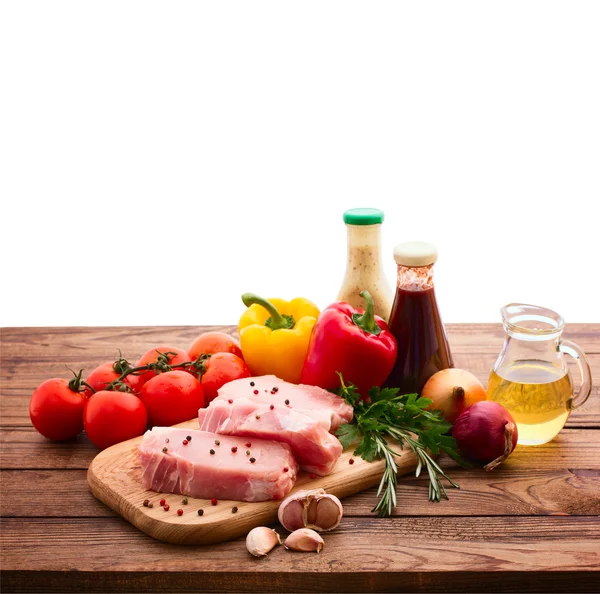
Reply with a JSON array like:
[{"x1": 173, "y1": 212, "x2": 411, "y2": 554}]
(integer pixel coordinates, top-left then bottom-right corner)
[{"x1": 336, "y1": 375, "x2": 464, "y2": 516}]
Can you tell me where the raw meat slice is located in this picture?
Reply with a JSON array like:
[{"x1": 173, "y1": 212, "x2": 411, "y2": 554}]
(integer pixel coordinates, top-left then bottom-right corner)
[
  {"x1": 212, "y1": 375, "x2": 353, "y2": 432},
  {"x1": 199, "y1": 397, "x2": 343, "y2": 476},
  {"x1": 138, "y1": 427, "x2": 298, "y2": 502}
]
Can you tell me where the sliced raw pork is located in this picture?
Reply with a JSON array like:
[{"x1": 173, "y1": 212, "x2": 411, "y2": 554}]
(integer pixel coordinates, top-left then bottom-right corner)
[
  {"x1": 138, "y1": 427, "x2": 298, "y2": 502},
  {"x1": 212, "y1": 375, "x2": 354, "y2": 432},
  {"x1": 198, "y1": 375, "x2": 353, "y2": 475}
]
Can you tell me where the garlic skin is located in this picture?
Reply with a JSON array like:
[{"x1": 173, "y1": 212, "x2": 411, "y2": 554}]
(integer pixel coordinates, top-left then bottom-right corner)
[
  {"x1": 278, "y1": 489, "x2": 343, "y2": 532},
  {"x1": 284, "y1": 528, "x2": 324, "y2": 553},
  {"x1": 246, "y1": 526, "x2": 282, "y2": 557}
]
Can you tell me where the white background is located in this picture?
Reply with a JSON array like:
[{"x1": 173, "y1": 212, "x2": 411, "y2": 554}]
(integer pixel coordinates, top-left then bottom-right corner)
[{"x1": 1, "y1": 1, "x2": 599, "y2": 328}]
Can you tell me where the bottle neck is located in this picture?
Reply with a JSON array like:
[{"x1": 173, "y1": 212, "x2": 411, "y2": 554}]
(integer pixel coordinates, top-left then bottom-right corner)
[
  {"x1": 396, "y1": 264, "x2": 434, "y2": 291},
  {"x1": 346, "y1": 224, "x2": 384, "y2": 270}
]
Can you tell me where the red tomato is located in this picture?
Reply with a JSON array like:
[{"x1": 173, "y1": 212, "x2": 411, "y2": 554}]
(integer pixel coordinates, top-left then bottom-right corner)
[
  {"x1": 135, "y1": 345, "x2": 190, "y2": 387},
  {"x1": 84, "y1": 390, "x2": 148, "y2": 450},
  {"x1": 188, "y1": 332, "x2": 243, "y2": 361},
  {"x1": 29, "y1": 378, "x2": 87, "y2": 440},
  {"x1": 201, "y1": 352, "x2": 251, "y2": 404},
  {"x1": 139, "y1": 370, "x2": 204, "y2": 426},
  {"x1": 84, "y1": 362, "x2": 142, "y2": 397}
]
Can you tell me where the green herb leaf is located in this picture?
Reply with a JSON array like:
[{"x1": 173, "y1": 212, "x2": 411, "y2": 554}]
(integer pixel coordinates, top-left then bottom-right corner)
[{"x1": 337, "y1": 375, "x2": 464, "y2": 516}]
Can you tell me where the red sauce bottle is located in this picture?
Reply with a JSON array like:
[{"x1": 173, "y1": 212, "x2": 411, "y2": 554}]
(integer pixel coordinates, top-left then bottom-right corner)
[{"x1": 385, "y1": 242, "x2": 453, "y2": 394}]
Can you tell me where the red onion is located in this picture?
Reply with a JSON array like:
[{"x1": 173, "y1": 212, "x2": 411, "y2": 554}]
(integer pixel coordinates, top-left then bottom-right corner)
[{"x1": 452, "y1": 401, "x2": 518, "y2": 471}]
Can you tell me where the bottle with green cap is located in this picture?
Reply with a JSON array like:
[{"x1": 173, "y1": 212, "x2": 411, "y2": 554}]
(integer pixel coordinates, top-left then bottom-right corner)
[{"x1": 336, "y1": 208, "x2": 394, "y2": 321}]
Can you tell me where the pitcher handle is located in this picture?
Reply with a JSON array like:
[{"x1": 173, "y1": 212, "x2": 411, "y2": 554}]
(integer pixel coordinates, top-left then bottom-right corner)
[{"x1": 558, "y1": 339, "x2": 592, "y2": 409}]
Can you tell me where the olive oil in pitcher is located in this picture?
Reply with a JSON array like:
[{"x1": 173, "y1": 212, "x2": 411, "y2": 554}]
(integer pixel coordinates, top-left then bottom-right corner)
[{"x1": 487, "y1": 361, "x2": 572, "y2": 445}]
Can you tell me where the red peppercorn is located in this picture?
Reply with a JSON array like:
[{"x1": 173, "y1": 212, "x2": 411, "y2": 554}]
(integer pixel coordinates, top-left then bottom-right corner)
[
  {"x1": 182, "y1": 439, "x2": 188, "y2": 445},
  {"x1": 272, "y1": 386, "x2": 278, "y2": 393},
  {"x1": 310, "y1": 473, "x2": 317, "y2": 479},
  {"x1": 349, "y1": 458, "x2": 355, "y2": 465},
  {"x1": 270, "y1": 404, "x2": 274, "y2": 410},
  {"x1": 228, "y1": 399, "x2": 233, "y2": 404},
  {"x1": 143, "y1": 499, "x2": 149, "y2": 507},
  {"x1": 283, "y1": 467, "x2": 289, "y2": 473},
  {"x1": 211, "y1": 498, "x2": 218, "y2": 506},
  {"x1": 177, "y1": 509, "x2": 183, "y2": 516},
  {"x1": 163, "y1": 504, "x2": 170, "y2": 511},
  {"x1": 245, "y1": 442, "x2": 252, "y2": 448},
  {"x1": 231, "y1": 446, "x2": 238, "y2": 453},
  {"x1": 253, "y1": 389, "x2": 259, "y2": 395},
  {"x1": 159, "y1": 498, "x2": 166, "y2": 506}
]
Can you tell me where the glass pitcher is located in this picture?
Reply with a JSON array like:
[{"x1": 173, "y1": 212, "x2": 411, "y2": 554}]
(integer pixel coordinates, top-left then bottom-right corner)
[{"x1": 487, "y1": 303, "x2": 592, "y2": 446}]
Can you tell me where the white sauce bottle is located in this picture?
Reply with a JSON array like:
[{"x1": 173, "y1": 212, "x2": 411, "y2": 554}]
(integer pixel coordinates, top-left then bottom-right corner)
[{"x1": 336, "y1": 208, "x2": 394, "y2": 321}]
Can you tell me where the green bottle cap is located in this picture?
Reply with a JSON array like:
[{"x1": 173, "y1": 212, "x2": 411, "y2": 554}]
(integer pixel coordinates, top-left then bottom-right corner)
[{"x1": 342, "y1": 208, "x2": 385, "y2": 225}]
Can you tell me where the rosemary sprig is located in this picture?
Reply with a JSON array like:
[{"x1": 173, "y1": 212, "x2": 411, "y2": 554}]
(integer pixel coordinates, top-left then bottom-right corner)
[{"x1": 336, "y1": 375, "x2": 465, "y2": 516}]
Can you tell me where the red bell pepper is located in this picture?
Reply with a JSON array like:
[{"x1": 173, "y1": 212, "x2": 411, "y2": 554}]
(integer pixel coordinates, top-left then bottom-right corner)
[{"x1": 300, "y1": 291, "x2": 397, "y2": 397}]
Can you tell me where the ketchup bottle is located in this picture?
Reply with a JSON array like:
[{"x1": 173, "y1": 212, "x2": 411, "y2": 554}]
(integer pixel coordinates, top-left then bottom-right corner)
[{"x1": 385, "y1": 241, "x2": 453, "y2": 394}]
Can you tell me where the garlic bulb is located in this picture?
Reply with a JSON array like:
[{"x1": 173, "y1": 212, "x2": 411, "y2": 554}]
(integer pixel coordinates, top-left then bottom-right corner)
[{"x1": 278, "y1": 489, "x2": 343, "y2": 532}]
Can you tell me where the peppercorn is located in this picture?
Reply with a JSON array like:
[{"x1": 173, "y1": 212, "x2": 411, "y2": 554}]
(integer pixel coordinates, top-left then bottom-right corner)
[
  {"x1": 186, "y1": 435, "x2": 192, "y2": 441},
  {"x1": 177, "y1": 509, "x2": 183, "y2": 516},
  {"x1": 211, "y1": 498, "x2": 218, "y2": 506},
  {"x1": 228, "y1": 399, "x2": 233, "y2": 404},
  {"x1": 349, "y1": 458, "x2": 355, "y2": 465},
  {"x1": 249, "y1": 457, "x2": 256, "y2": 463},
  {"x1": 165, "y1": 438, "x2": 170, "y2": 443},
  {"x1": 283, "y1": 467, "x2": 289, "y2": 472},
  {"x1": 143, "y1": 499, "x2": 149, "y2": 507},
  {"x1": 245, "y1": 442, "x2": 251, "y2": 447},
  {"x1": 255, "y1": 414, "x2": 261, "y2": 420},
  {"x1": 310, "y1": 473, "x2": 317, "y2": 479},
  {"x1": 232, "y1": 506, "x2": 238, "y2": 514},
  {"x1": 182, "y1": 439, "x2": 189, "y2": 445},
  {"x1": 210, "y1": 449, "x2": 215, "y2": 455},
  {"x1": 285, "y1": 399, "x2": 290, "y2": 405},
  {"x1": 253, "y1": 389, "x2": 259, "y2": 395},
  {"x1": 246, "y1": 450, "x2": 251, "y2": 455},
  {"x1": 231, "y1": 446, "x2": 238, "y2": 453},
  {"x1": 197, "y1": 509, "x2": 204, "y2": 516},
  {"x1": 272, "y1": 386, "x2": 278, "y2": 393},
  {"x1": 250, "y1": 381, "x2": 255, "y2": 387},
  {"x1": 182, "y1": 498, "x2": 188, "y2": 505},
  {"x1": 147, "y1": 502, "x2": 154, "y2": 508},
  {"x1": 163, "y1": 504, "x2": 170, "y2": 511},
  {"x1": 214, "y1": 439, "x2": 220, "y2": 446},
  {"x1": 270, "y1": 404, "x2": 275, "y2": 410},
  {"x1": 162, "y1": 447, "x2": 168, "y2": 453},
  {"x1": 159, "y1": 498, "x2": 166, "y2": 506}
]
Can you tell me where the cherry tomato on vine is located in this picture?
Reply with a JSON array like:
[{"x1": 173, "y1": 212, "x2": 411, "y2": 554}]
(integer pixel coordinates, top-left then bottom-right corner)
[
  {"x1": 135, "y1": 345, "x2": 190, "y2": 387},
  {"x1": 139, "y1": 370, "x2": 205, "y2": 426},
  {"x1": 83, "y1": 390, "x2": 148, "y2": 450},
  {"x1": 188, "y1": 332, "x2": 243, "y2": 361},
  {"x1": 29, "y1": 378, "x2": 88, "y2": 441},
  {"x1": 200, "y1": 352, "x2": 251, "y2": 404},
  {"x1": 84, "y1": 362, "x2": 142, "y2": 397}
]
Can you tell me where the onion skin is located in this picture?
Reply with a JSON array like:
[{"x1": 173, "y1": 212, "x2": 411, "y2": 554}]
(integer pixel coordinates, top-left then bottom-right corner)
[
  {"x1": 452, "y1": 401, "x2": 518, "y2": 470},
  {"x1": 422, "y1": 368, "x2": 487, "y2": 423}
]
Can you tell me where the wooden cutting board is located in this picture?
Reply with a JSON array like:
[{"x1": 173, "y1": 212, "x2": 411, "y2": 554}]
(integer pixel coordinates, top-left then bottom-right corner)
[{"x1": 87, "y1": 419, "x2": 419, "y2": 545}]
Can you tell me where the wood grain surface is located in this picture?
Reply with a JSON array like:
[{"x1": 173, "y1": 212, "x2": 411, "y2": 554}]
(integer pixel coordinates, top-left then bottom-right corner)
[{"x1": 1, "y1": 324, "x2": 599, "y2": 593}]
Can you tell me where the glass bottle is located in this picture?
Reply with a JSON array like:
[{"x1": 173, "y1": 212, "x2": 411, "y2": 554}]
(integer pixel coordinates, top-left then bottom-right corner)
[
  {"x1": 487, "y1": 303, "x2": 591, "y2": 445},
  {"x1": 385, "y1": 241, "x2": 453, "y2": 393},
  {"x1": 337, "y1": 208, "x2": 394, "y2": 321}
]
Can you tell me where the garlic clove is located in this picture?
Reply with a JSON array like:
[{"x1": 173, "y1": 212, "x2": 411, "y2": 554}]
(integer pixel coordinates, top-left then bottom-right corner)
[
  {"x1": 284, "y1": 528, "x2": 324, "y2": 553},
  {"x1": 314, "y1": 496, "x2": 343, "y2": 531},
  {"x1": 246, "y1": 526, "x2": 282, "y2": 557}
]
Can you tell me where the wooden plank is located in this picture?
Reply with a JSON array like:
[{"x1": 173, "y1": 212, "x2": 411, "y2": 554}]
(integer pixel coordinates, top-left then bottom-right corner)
[
  {"x1": 4, "y1": 465, "x2": 600, "y2": 519},
  {"x1": 1, "y1": 517, "x2": 599, "y2": 593},
  {"x1": 3, "y1": 426, "x2": 598, "y2": 471},
  {"x1": 86, "y1": 420, "x2": 418, "y2": 545}
]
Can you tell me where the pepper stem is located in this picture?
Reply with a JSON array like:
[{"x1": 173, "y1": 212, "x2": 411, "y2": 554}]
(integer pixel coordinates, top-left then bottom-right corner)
[
  {"x1": 351, "y1": 290, "x2": 381, "y2": 336},
  {"x1": 241, "y1": 293, "x2": 295, "y2": 330}
]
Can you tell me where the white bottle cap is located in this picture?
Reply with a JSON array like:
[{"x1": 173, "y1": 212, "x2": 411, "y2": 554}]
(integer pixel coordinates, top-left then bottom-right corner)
[{"x1": 393, "y1": 241, "x2": 438, "y2": 267}]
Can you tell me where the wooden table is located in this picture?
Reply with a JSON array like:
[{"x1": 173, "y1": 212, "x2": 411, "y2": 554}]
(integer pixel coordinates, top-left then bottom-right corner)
[{"x1": 1, "y1": 325, "x2": 599, "y2": 593}]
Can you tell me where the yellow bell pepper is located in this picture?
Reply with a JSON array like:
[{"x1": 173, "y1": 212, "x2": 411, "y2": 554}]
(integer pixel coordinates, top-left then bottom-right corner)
[{"x1": 238, "y1": 293, "x2": 320, "y2": 384}]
